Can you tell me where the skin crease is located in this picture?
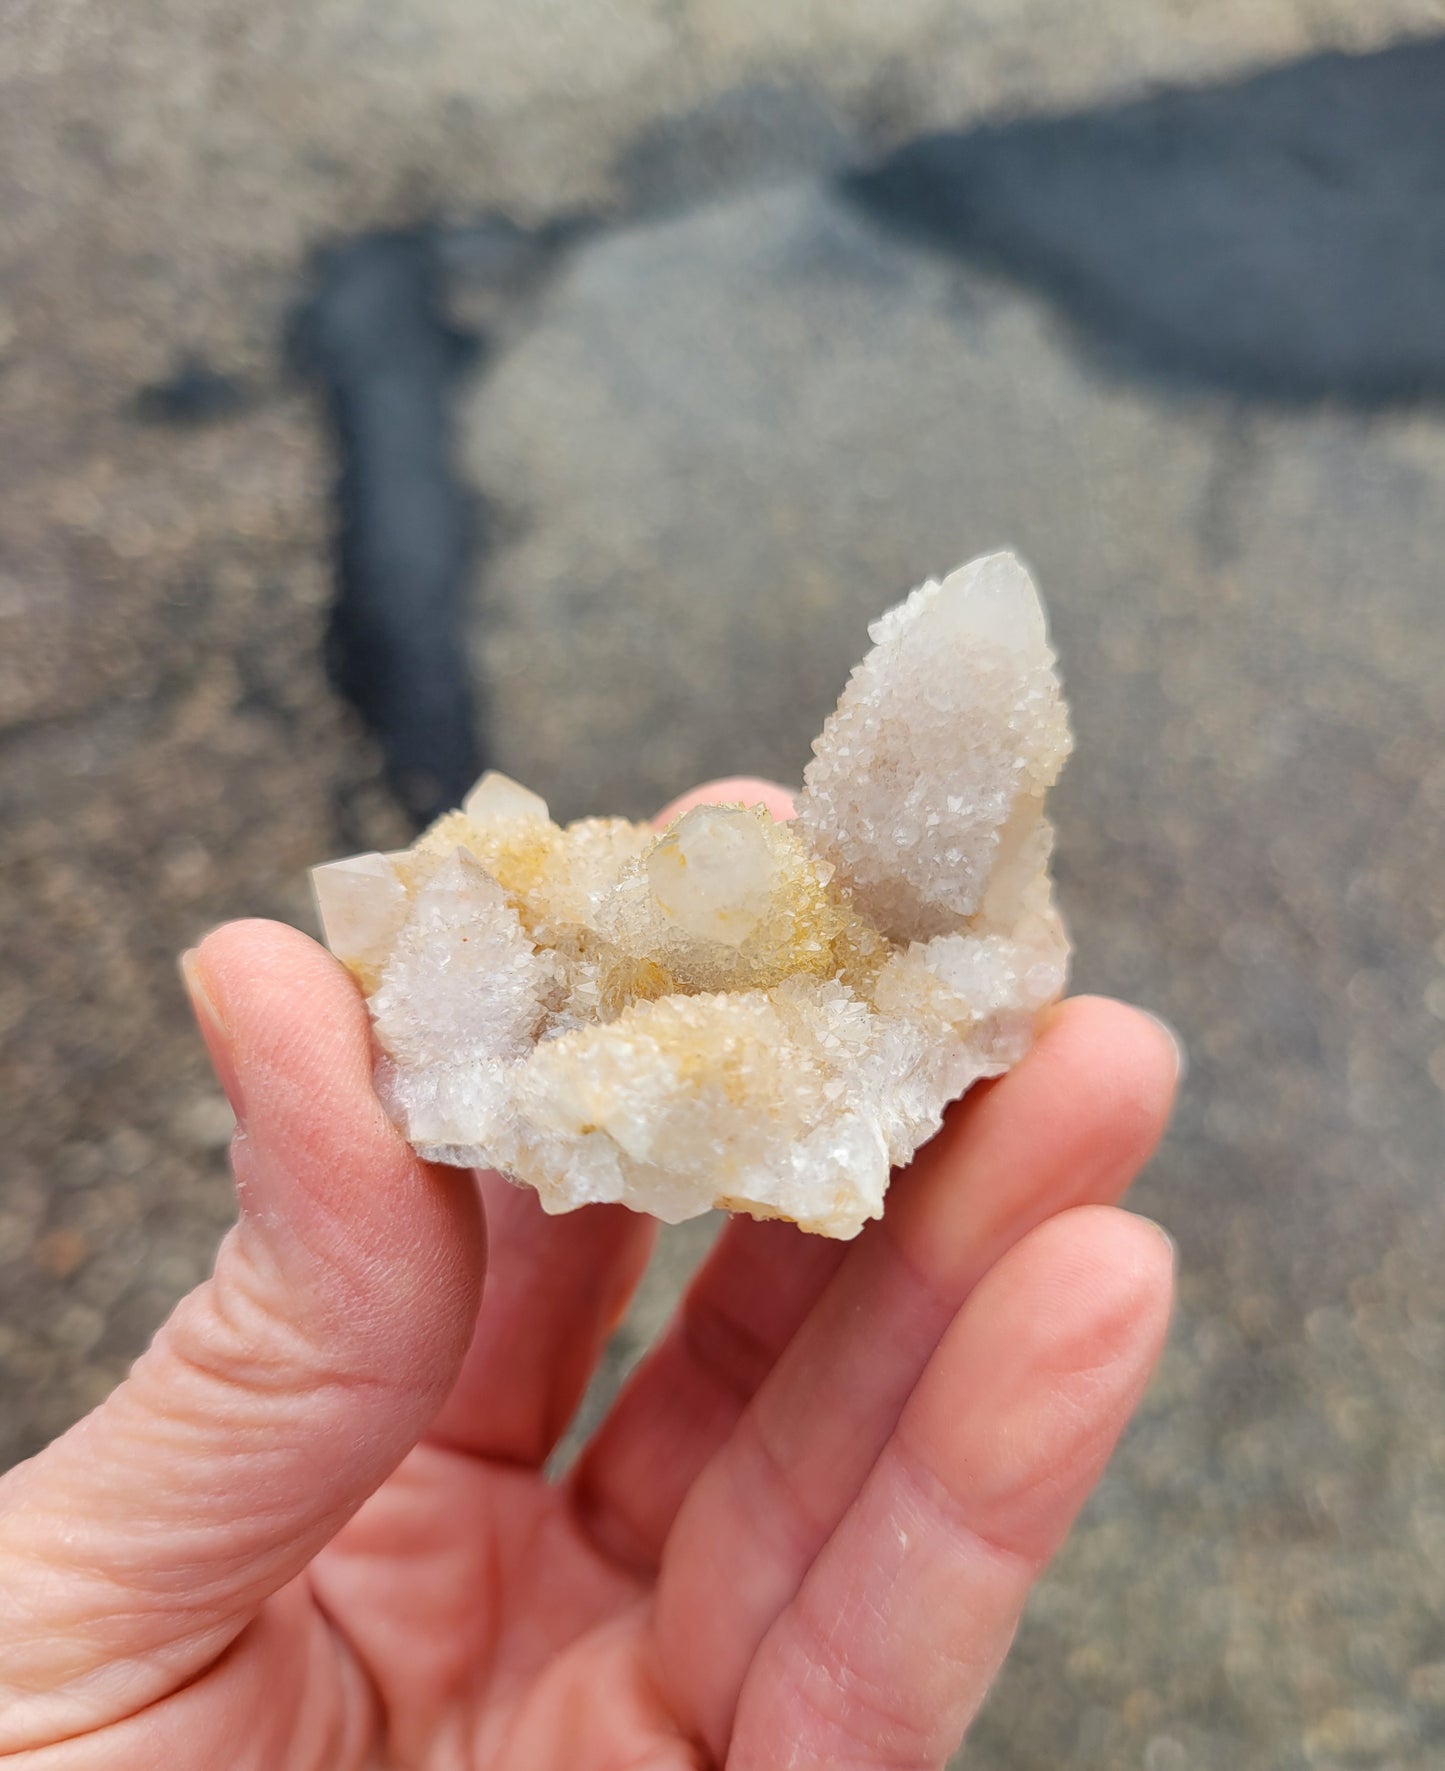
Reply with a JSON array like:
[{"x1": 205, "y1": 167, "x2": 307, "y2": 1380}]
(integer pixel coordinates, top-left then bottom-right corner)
[{"x1": 0, "y1": 780, "x2": 1179, "y2": 1771}]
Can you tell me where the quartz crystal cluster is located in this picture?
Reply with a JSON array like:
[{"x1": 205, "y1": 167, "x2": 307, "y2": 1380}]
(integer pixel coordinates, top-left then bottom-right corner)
[{"x1": 313, "y1": 551, "x2": 1072, "y2": 1238}]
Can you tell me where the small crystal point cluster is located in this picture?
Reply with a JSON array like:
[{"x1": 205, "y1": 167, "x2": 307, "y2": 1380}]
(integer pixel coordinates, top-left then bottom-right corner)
[{"x1": 313, "y1": 551, "x2": 1072, "y2": 1238}]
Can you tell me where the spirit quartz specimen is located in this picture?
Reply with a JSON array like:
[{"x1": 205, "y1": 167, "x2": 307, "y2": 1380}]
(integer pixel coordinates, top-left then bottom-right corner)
[{"x1": 313, "y1": 551, "x2": 1072, "y2": 1238}]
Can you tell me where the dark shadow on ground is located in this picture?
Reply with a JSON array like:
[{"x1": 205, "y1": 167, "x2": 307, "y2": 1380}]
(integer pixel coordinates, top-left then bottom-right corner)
[
  {"x1": 287, "y1": 222, "x2": 583, "y2": 824},
  {"x1": 288, "y1": 233, "x2": 484, "y2": 824},
  {"x1": 843, "y1": 36, "x2": 1445, "y2": 406}
]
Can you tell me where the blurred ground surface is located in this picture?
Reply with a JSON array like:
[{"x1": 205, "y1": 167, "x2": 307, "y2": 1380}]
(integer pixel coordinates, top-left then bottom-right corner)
[{"x1": 3, "y1": 4, "x2": 1445, "y2": 1767}]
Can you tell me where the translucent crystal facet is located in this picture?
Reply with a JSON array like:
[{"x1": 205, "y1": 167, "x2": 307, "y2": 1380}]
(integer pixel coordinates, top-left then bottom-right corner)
[{"x1": 312, "y1": 551, "x2": 1072, "y2": 1239}]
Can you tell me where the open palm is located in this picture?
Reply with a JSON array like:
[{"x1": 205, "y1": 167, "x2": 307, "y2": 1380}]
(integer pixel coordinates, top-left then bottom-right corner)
[{"x1": 0, "y1": 786, "x2": 1176, "y2": 1770}]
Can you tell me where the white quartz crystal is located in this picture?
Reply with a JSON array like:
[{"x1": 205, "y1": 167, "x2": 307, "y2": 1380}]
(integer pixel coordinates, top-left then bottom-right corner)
[
  {"x1": 796, "y1": 551, "x2": 1071, "y2": 942},
  {"x1": 312, "y1": 550, "x2": 1072, "y2": 1238},
  {"x1": 310, "y1": 851, "x2": 409, "y2": 990}
]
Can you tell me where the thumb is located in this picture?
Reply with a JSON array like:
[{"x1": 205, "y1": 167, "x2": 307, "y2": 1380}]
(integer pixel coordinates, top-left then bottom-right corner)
[{"x1": 0, "y1": 919, "x2": 484, "y2": 1751}]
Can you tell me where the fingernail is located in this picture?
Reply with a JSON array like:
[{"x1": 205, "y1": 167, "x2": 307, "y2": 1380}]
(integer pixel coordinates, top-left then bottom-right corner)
[
  {"x1": 1140, "y1": 1010, "x2": 1187, "y2": 1085},
  {"x1": 180, "y1": 948, "x2": 245, "y2": 1124},
  {"x1": 1140, "y1": 1216, "x2": 1178, "y2": 1265}
]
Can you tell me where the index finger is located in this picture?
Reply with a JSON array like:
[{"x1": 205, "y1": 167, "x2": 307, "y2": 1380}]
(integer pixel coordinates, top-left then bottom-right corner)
[{"x1": 653, "y1": 776, "x2": 798, "y2": 825}]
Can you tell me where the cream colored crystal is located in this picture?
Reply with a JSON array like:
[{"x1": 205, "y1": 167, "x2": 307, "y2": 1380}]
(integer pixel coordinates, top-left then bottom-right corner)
[
  {"x1": 312, "y1": 851, "x2": 409, "y2": 992},
  {"x1": 647, "y1": 805, "x2": 777, "y2": 945},
  {"x1": 313, "y1": 550, "x2": 1072, "y2": 1239},
  {"x1": 463, "y1": 770, "x2": 551, "y2": 826}
]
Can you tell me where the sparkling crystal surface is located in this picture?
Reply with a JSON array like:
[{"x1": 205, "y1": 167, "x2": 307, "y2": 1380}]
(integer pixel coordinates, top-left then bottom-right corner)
[{"x1": 313, "y1": 550, "x2": 1072, "y2": 1238}]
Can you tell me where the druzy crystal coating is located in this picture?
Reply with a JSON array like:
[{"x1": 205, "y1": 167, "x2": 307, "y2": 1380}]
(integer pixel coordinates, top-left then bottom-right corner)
[{"x1": 313, "y1": 551, "x2": 1072, "y2": 1238}]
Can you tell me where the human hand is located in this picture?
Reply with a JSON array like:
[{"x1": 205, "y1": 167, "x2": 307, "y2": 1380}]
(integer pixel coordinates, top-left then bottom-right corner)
[{"x1": 0, "y1": 780, "x2": 1178, "y2": 1770}]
